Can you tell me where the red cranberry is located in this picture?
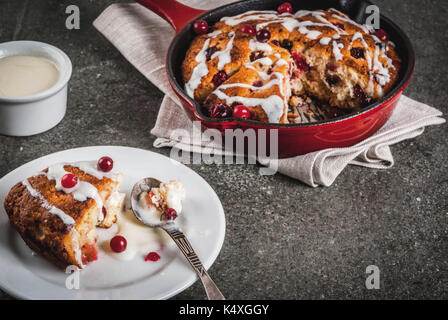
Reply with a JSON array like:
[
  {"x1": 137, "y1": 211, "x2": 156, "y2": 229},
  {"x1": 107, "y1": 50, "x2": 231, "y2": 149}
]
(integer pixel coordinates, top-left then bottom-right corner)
[
  {"x1": 193, "y1": 19, "x2": 209, "y2": 35},
  {"x1": 102, "y1": 206, "x2": 107, "y2": 219},
  {"x1": 252, "y1": 80, "x2": 263, "y2": 87},
  {"x1": 332, "y1": 22, "x2": 345, "y2": 30},
  {"x1": 163, "y1": 208, "x2": 178, "y2": 220},
  {"x1": 233, "y1": 105, "x2": 251, "y2": 120},
  {"x1": 292, "y1": 52, "x2": 310, "y2": 73},
  {"x1": 110, "y1": 235, "x2": 127, "y2": 253},
  {"x1": 256, "y1": 29, "x2": 271, "y2": 43},
  {"x1": 209, "y1": 103, "x2": 232, "y2": 118},
  {"x1": 281, "y1": 39, "x2": 293, "y2": 51},
  {"x1": 375, "y1": 29, "x2": 389, "y2": 41},
  {"x1": 350, "y1": 47, "x2": 365, "y2": 59},
  {"x1": 212, "y1": 70, "x2": 228, "y2": 87},
  {"x1": 61, "y1": 173, "x2": 78, "y2": 189},
  {"x1": 250, "y1": 50, "x2": 265, "y2": 62},
  {"x1": 97, "y1": 156, "x2": 113, "y2": 172},
  {"x1": 271, "y1": 40, "x2": 280, "y2": 46},
  {"x1": 144, "y1": 252, "x2": 161, "y2": 262},
  {"x1": 277, "y1": 2, "x2": 293, "y2": 14},
  {"x1": 205, "y1": 46, "x2": 219, "y2": 61},
  {"x1": 241, "y1": 24, "x2": 255, "y2": 35}
]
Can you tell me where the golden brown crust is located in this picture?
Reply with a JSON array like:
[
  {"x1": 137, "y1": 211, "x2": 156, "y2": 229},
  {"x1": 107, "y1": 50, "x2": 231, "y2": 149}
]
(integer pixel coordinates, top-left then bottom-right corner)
[
  {"x1": 4, "y1": 181, "x2": 79, "y2": 268},
  {"x1": 204, "y1": 51, "x2": 291, "y2": 123},
  {"x1": 182, "y1": 9, "x2": 401, "y2": 122}
]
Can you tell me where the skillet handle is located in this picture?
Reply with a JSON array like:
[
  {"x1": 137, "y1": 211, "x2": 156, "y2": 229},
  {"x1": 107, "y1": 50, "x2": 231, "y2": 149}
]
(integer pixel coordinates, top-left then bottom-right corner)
[{"x1": 135, "y1": 0, "x2": 207, "y2": 34}]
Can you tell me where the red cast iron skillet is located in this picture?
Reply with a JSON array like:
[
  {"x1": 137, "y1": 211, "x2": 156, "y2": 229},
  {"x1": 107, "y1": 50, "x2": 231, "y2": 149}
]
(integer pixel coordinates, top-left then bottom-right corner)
[{"x1": 135, "y1": 0, "x2": 415, "y2": 158}]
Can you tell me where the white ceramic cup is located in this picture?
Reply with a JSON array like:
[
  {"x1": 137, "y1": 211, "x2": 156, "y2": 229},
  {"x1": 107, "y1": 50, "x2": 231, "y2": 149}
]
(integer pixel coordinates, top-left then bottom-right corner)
[{"x1": 0, "y1": 41, "x2": 72, "y2": 136}]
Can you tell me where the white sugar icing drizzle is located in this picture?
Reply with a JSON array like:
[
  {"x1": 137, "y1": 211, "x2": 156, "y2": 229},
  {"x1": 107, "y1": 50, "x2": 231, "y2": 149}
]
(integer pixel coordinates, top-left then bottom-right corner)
[
  {"x1": 347, "y1": 32, "x2": 393, "y2": 95},
  {"x1": 211, "y1": 31, "x2": 235, "y2": 70},
  {"x1": 220, "y1": 10, "x2": 279, "y2": 26},
  {"x1": 21, "y1": 161, "x2": 116, "y2": 227},
  {"x1": 75, "y1": 161, "x2": 119, "y2": 181},
  {"x1": 185, "y1": 31, "x2": 230, "y2": 98},
  {"x1": 185, "y1": 38, "x2": 211, "y2": 98},
  {"x1": 46, "y1": 163, "x2": 104, "y2": 222},
  {"x1": 213, "y1": 57, "x2": 287, "y2": 123},
  {"x1": 331, "y1": 12, "x2": 371, "y2": 34},
  {"x1": 186, "y1": 8, "x2": 397, "y2": 118},
  {"x1": 332, "y1": 41, "x2": 344, "y2": 61},
  {"x1": 208, "y1": 30, "x2": 222, "y2": 38},
  {"x1": 249, "y1": 39, "x2": 273, "y2": 52},
  {"x1": 22, "y1": 177, "x2": 76, "y2": 225},
  {"x1": 215, "y1": 90, "x2": 284, "y2": 123},
  {"x1": 320, "y1": 37, "x2": 331, "y2": 45}
]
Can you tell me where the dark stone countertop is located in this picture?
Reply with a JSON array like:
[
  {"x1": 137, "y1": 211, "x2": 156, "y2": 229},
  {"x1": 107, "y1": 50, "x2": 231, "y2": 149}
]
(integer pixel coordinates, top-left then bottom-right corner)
[{"x1": 0, "y1": 0, "x2": 447, "y2": 300}]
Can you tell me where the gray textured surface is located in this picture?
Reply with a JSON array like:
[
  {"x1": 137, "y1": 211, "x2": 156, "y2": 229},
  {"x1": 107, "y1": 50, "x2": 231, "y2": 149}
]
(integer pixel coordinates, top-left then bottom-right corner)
[{"x1": 0, "y1": 0, "x2": 447, "y2": 300}]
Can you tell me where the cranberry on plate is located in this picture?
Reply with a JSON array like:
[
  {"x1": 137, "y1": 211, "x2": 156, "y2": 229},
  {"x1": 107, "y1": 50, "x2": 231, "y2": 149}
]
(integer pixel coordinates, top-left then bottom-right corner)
[
  {"x1": 110, "y1": 235, "x2": 127, "y2": 253},
  {"x1": 232, "y1": 105, "x2": 251, "y2": 120},
  {"x1": 193, "y1": 19, "x2": 209, "y2": 35},
  {"x1": 144, "y1": 252, "x2": 161, "y2": 262},
  {"x1": 278, "y1": 2, "x2": 293, "y2": 14},
  {"x1": 163, "y1": 208, "x2": 178, "y2": 221},
  {"x1": 97, "y1": 156, "x2": 113, "y2": 172},
  {"x1": 61, "y1": 173, "x2": 78, "y2": 189}
]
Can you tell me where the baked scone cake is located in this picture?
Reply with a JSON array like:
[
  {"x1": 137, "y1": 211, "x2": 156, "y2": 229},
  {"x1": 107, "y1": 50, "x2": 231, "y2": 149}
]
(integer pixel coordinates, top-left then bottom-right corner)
[
  {"x1": 182, "y1": 5, "x2": 401, "y2": 124},
  {"x1": 3, "y1": 157, "x2": 125, "y2": 269}
]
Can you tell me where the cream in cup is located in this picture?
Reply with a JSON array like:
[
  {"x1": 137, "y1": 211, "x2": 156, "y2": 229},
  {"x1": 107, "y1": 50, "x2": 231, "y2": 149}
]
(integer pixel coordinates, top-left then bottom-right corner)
[{"x1": 0, "y1": 41, "x2": 72, "y2": 136}]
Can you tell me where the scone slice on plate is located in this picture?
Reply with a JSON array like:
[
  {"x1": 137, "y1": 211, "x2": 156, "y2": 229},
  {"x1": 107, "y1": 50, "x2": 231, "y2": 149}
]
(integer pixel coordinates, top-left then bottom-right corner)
[{"x1": 3, "y1": 161, "x2": 125, "y2": 269}]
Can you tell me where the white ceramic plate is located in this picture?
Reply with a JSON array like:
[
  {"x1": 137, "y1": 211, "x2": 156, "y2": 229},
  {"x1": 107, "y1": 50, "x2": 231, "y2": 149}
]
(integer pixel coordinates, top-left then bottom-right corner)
[{"x1": 0, "y1": 146, "x2": 226, "y2": 299}]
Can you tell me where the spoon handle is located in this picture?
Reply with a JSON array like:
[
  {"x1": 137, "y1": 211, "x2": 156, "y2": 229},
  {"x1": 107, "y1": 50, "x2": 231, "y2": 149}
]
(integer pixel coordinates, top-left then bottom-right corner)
[{"x1": 165, "y1": 228, "x2": 225, "y2": 300}]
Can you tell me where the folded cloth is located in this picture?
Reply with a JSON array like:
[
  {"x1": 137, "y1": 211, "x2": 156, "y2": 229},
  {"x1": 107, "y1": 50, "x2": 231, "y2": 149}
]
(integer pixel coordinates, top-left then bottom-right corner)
[{"x1": 94, "y1": 2, "x2": 445, "y2": 187}]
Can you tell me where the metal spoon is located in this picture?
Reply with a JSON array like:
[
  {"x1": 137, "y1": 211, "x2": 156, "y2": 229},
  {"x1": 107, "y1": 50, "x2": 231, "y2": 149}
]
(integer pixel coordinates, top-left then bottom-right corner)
[{"x1": 131, "y1": 177, "x2": 225, "y2": 300}]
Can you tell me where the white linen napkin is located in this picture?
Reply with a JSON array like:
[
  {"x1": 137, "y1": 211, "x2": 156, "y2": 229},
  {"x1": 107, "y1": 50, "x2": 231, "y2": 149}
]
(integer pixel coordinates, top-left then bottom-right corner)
[{"x1": 93, "y1": 1, "x2": 445, "y2": 187}]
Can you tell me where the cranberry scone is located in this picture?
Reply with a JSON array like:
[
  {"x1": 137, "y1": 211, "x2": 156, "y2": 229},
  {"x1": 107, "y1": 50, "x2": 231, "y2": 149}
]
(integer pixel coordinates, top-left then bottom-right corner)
[
  {"x1": 3, "y1": 157, "x2": 125, "y2": 269},
  {"x1": 182, "y1": 5, "x2": 401, "y2": 124}
]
